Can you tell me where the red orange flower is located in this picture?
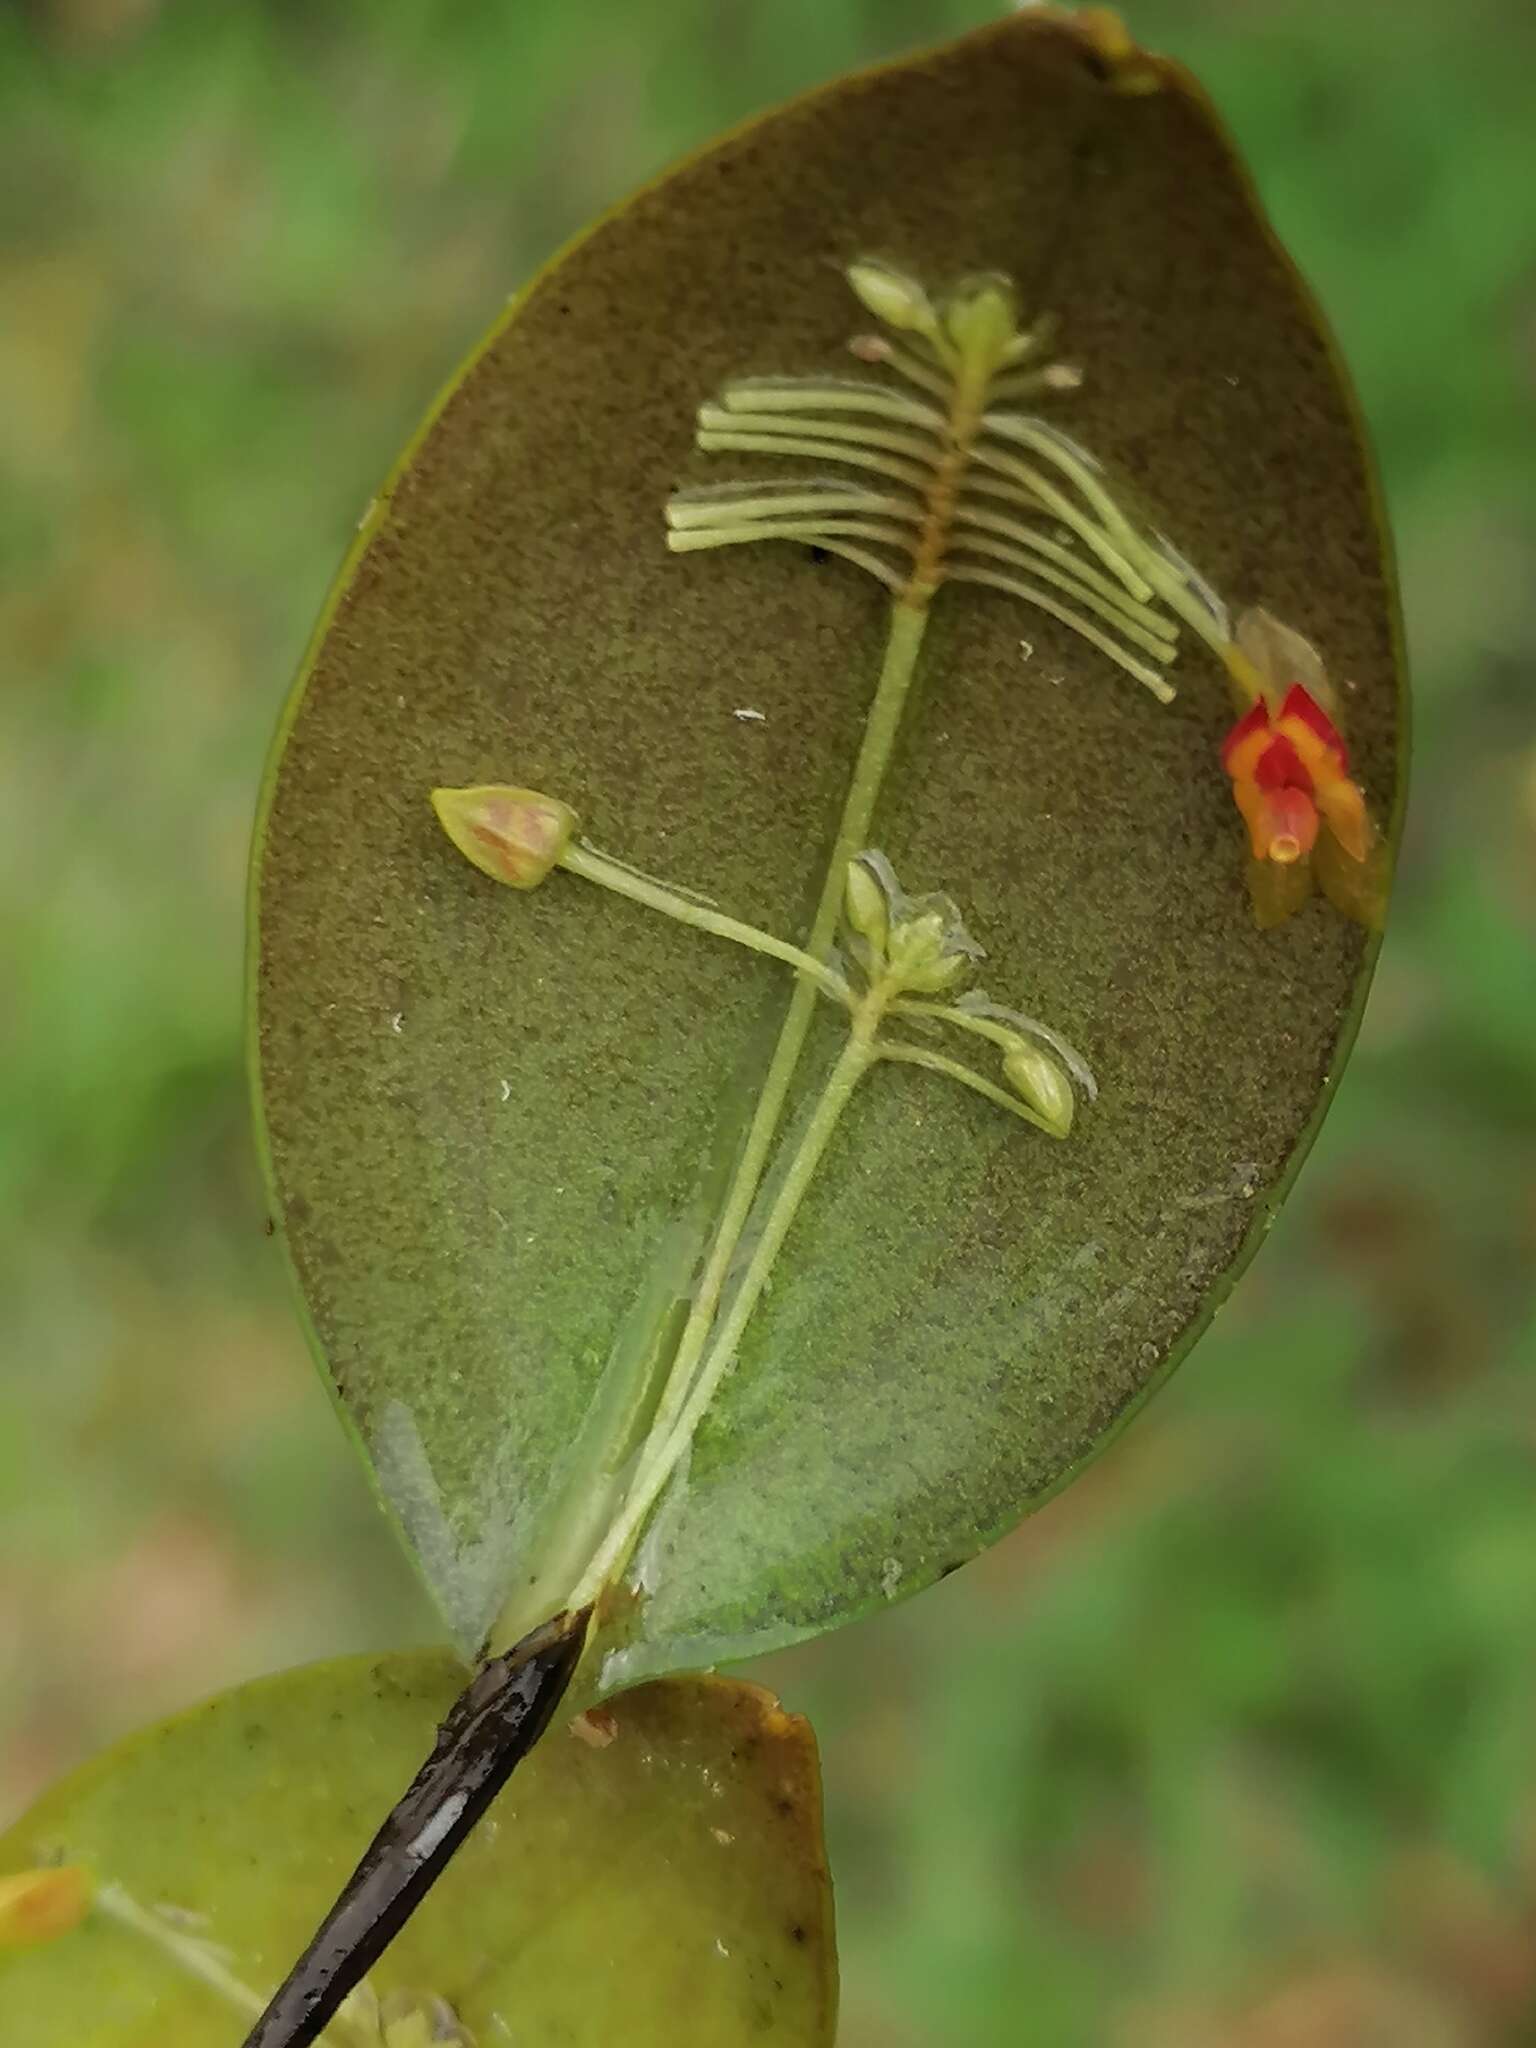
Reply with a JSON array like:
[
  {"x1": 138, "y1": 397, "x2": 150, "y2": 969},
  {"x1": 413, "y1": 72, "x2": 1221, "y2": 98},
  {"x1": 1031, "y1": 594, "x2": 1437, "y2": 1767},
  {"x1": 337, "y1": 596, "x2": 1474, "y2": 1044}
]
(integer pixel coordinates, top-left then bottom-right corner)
[
  {"x1": 1219, "y1": 676, "x2": 1385, "y2": 930},
  {"x1": 1222, "y1": 685, "x2": 1369, "y2": 864}
]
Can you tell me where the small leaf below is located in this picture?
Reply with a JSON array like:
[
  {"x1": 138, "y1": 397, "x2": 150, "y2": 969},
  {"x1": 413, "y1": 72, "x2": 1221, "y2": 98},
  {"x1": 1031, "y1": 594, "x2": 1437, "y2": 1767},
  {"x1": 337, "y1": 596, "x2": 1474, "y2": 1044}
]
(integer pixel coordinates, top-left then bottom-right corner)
[{"x1": 0, "y1": 1653, "x2": 836, "y2": 2048}]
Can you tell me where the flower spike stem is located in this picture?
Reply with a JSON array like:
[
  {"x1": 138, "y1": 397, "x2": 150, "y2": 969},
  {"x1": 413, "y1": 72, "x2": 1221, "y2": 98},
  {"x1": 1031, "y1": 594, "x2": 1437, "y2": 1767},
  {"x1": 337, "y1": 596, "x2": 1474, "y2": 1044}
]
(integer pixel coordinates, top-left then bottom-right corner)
[
  {"x1": 571, "y1": 975, "x2": 894, "y2": 1607},
  {"x1": 892, "y1": 996, "x2": 1097, "y2": 1099},
  {"x1": 94, "y1": 1884, "x2": 275, "y2": 2032},
  {"x1": 560, "y1": 841, "x2": 852, "y2": 1002},
  {"x1": 876, "y1": 1039, "x2": 1064, "y2": 1136},
  {"x1": 541, "y1": 597, "x2": 932, "y2": 1603}
]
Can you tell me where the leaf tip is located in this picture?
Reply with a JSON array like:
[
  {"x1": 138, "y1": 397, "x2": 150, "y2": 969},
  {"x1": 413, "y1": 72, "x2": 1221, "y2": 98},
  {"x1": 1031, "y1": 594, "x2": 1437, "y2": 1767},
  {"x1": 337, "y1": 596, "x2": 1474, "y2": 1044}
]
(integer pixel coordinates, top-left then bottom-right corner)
[{"x1": 1072, "y1": 9, "x2": 1166, "y2": 95}]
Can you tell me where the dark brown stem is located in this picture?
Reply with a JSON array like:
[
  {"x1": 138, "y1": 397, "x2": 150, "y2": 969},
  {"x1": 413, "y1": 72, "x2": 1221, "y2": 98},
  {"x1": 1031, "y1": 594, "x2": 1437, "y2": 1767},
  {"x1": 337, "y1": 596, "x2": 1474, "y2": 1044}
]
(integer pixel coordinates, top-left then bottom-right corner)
[{"x1": 240, "y1": 1608, "x2": 590, "y2": 2048}]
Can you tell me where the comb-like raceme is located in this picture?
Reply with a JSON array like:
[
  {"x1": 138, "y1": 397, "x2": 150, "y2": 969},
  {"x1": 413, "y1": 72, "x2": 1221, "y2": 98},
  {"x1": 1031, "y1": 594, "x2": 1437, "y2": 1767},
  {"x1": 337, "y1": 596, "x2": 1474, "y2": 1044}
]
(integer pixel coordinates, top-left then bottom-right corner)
[{"x1": 665, "y1": 260, "x2": 1236, "y2": 702}]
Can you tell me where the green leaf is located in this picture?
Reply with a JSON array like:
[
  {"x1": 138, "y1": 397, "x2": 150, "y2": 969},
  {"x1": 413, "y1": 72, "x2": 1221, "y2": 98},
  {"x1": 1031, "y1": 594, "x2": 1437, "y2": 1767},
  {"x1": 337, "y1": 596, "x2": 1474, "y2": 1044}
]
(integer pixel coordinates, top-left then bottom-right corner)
[
  {"x1": 250, "y1": 13, "x2": 1405, "y2": 1680},
  {"x1": 0, "y1": 1654, "x2": 835, "y2": 2046}
]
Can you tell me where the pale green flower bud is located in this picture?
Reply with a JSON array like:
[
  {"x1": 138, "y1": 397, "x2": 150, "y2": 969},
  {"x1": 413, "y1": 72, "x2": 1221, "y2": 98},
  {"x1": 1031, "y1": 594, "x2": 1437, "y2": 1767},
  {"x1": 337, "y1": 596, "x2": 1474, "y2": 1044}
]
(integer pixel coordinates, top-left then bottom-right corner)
[
  {"x1": 1004, "y1": 1043, "x2": 1075, "y2": 1138},
  {"x1": 431, "y1": 785, "x2": 578, "y2": 890},
  {"x1": 941, "y1": 272, "x2": 1020, "y2": 364},
  {"x1": 846, "y1": 258, "x2": 936, "y2": 335},
  {"x1": 843, "y1": 858, "x2": 889, "y2": 960}
]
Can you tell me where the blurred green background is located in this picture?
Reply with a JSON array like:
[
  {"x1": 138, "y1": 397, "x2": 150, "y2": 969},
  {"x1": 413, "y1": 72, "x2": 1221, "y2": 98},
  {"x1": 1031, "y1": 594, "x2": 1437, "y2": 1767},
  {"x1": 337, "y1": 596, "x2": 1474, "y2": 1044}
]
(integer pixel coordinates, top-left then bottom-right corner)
[{"x1": 2, "y1": 1, "x2": 1534, "y2": 2041}]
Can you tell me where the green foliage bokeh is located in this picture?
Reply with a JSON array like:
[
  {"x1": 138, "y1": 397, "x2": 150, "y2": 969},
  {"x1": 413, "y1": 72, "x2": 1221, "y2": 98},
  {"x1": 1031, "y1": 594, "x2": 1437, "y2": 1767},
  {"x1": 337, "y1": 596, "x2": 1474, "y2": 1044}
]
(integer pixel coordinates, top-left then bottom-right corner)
[{"x1": 2, "y1": 4, "x2": 1533, "y2": 2043}]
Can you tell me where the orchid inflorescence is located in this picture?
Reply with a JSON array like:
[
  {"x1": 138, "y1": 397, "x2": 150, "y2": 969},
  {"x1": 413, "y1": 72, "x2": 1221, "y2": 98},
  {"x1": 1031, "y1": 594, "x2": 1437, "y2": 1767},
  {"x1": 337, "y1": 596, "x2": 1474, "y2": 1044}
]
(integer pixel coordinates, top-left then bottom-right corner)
[{"x1": 665, "y1": 259, "x2": 1243, "y2": 704}]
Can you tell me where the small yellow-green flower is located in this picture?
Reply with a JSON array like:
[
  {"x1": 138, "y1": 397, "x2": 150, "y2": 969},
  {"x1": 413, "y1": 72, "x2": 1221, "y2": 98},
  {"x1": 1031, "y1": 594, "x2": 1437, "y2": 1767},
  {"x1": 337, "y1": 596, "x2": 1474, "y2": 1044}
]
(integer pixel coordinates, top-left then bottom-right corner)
[{"x1": 431, "y1": 785, "x2": 577, "y2": 890}]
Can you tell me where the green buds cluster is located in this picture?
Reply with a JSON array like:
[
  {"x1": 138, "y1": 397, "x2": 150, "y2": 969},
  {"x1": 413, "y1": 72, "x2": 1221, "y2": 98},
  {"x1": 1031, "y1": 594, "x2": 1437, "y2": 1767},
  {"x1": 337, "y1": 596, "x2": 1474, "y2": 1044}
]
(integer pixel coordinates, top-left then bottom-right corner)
[
  {"x1": 845, "y1": 260, "x2": 1037, "y2": 381},
  {"x1": 841, "y1": 851, "x2": 1089, "y2": 1141},
  {"x1": 430, "y1": 785, "x2": 578, "y2": 891},
  {"x1": 842, "y1": 852, "x2": 1081, "y2": 1139},
  {"x1": 843, "y1": 854, "x2": 979, "y2": 996}
]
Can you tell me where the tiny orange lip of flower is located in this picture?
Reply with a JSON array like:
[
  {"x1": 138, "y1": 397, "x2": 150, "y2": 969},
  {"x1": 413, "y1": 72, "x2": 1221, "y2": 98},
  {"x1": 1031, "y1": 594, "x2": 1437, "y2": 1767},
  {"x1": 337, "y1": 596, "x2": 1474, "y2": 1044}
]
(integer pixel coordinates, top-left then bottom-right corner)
[{"x1": 1235, "y1": 779, "x2": 1317, "y2": 865}]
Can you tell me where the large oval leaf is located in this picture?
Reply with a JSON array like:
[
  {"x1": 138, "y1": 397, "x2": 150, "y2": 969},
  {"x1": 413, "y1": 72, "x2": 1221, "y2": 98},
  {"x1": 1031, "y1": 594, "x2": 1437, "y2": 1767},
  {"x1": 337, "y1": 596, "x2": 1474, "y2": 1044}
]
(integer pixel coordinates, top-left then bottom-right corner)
[
  {"x1": 251, "y1": 12, "x2": 1404, "y2": 1681},
  {"x1": 0, "y1": 1655, "x2": 834, "y2": 2046}
]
